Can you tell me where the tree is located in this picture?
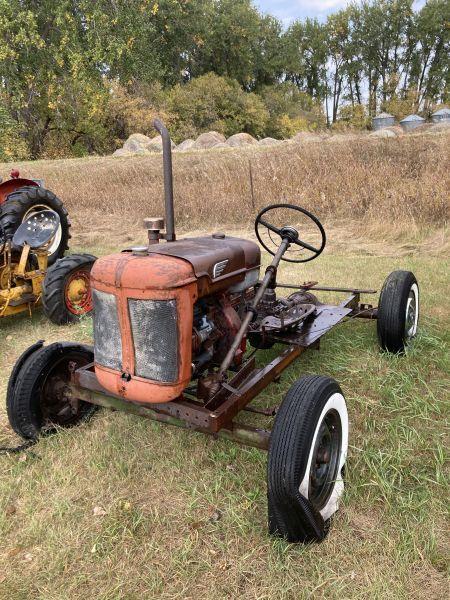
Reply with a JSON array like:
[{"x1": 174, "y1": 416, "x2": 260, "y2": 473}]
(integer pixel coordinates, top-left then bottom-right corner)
[
  {"x1": 0, "y1": 0, "x2": 448, "y2": 160},
  {"x1": 259, "y1": 82, "x2": 325, "y2": 137},
  {"x1": 0, "y1": 102, "x2": 29, "y2": 161},
  {"x1": 409, "y1": 0, "x2": 449, "y2": 110},
  {"x1": 188, "y1": 0, "x2": 283, "y2": 90},
  {"x1": 167, "y1": 73, "x2": 268, "y2": 141},
  {"x1": 327, "y1": 9, "x2": 353, "y2": 122},
  {"x1": 283, "y1": 18, "x2": 328, "y2": 103}
]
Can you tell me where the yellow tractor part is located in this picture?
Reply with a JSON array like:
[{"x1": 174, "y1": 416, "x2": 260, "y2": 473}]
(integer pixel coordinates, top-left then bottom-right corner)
[
  {"x1": 66, "y1": 276, "x2": 88, "y2": 305},
  {"x1": 0, "y1": 244, "x2": 48, "y2": 318}
]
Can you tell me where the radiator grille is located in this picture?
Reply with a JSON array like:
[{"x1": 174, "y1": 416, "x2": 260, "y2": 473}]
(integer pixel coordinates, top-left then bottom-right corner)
[
  {"x1": 128, "y1": 298, "x2": 179, "y2": 382},
  {"x1": 92, "y1": 290, "x2": 122, "y2": 370}
]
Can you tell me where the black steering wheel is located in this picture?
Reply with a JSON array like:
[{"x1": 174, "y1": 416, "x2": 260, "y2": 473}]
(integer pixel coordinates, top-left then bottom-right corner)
[{"x1": 255, "y1": 203, "x2": 326, "y2": 263}]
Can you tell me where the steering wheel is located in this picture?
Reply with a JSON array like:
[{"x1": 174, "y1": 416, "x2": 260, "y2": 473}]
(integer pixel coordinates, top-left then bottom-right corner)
[{"x1": 255, "y1": 203, "x2": 326, "y2": 263}]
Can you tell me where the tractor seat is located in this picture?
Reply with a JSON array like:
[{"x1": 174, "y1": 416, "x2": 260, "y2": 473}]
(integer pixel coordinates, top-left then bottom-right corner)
[{"x1": 12, "y1": 210, "x2": 60, "y2": 249}]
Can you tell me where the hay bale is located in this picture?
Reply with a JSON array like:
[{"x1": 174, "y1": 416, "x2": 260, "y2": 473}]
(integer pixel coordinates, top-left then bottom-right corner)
[
  {"x1": 327, "y1": 133, "x2": 360, "y2": 143},
  {"x1": 112, "y1": 148, "x2": 134, "y2": 157},
  {"x1": 259, "y1": 137, "x2": 283, "y2": 146},
  {"x1": 368, "y1": 129, "x2": 397, "y2": 138},
  {"x1": 193, "y1": 131, "x2": 226, "y2": 149},
  {"x1": 122, "y1": 133, "x2": 152, "y2": 153},
  {"x1": 146, "y1": 134, "x2": 175, "y2": 152},
  {"x1": 175, "y1": 139, "x2": 196, "y2": 152},
  {"x1": 291, "y1": 131, "x2": 321, "y2": 143},
  {"x1": 430, "y1": 121, "x2": 450, "y2": 132},
  {"x1": 385, "y1": 126, "x2": 404, "y2": 136},
  {"x1": 226, "y1": 133, "x2": 258, "y2": 147}
]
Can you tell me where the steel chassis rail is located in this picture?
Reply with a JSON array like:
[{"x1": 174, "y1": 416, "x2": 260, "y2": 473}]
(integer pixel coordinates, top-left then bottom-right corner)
[{"x1": 69, "y1": 287, "x2": 378, "y2": 447}]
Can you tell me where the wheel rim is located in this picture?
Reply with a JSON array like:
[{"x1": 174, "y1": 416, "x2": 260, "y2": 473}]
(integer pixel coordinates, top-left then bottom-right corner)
[
  {"x1": 309, "y1": 409, "x2": 342, "y2": 511},
  {"x1": 65, "y1": 269, "x2": 93, "y2": 315},
  {"x1": 23, "y1": 204, "x2": 62, "y2": 257},
  {"x1": 40, "y1": 351, "x2": 91, "y2": 429},
  {"x1": 405, "y1": 283, "x2": 419, "y2": 340}
]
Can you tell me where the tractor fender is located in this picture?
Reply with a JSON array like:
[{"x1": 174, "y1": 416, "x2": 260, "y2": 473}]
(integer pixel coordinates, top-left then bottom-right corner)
[
  {"x1": 6, "y1": 340, "x2": 45, "y2": 402},
  {"x1": 0, "y1": 178, "x2": 39, "y2": 205}
]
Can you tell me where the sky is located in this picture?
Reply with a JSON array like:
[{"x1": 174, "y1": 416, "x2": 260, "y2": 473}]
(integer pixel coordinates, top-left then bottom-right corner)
[{"x1": 255, "y1": 0, "x2": 427, "y2": 26}]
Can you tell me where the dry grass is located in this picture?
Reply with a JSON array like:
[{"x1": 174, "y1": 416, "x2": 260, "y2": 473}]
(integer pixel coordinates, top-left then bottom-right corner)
[
  {"x1": 0, "y1": 221, "x2": 449, "y2": 599},
  {"x1": 1, "y1": 131, "x2": 448, "y2": 235}
]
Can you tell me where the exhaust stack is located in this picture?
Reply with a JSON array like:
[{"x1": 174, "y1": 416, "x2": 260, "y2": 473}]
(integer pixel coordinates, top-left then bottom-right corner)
[{"x1": 152, "y1": 119, "x2": 176, "y2": 242}]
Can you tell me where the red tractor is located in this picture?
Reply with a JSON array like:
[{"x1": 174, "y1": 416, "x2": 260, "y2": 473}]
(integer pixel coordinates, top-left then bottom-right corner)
[
  {"x1": 5, "y1": 122, "x2": 420, "y2": 543},
  {"x1": 0, "y1": 169, "x2": 95, "y2": 323}
]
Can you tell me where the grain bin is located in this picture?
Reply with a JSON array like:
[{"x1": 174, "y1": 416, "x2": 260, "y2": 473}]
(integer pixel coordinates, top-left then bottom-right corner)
[
  {"x1": 400, "y1": 114, "x2": 425, "y2": 132},
  {"x1": 431, "y1": 108, "x2": 450, "y2": 124},
  {"x1": 372, "y1": 112, "x2": 396, "y2": 130}
]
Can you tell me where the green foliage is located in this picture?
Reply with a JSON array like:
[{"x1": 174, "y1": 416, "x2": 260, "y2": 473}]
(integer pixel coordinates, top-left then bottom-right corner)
[
  {"x1": 337, "y1": 104, "x2": 369, "y2": 130},
  {"x1": 0, "y1": 103, "x2": 29, "y2": 161},
  {"x1": 0, "y1": 0, "x2": 448, "y2": 159},
  {"x1": 105, "y1": 82, "x2": 173, "y2": 147},
  {"x1": 166, "y1": 73, "x2": 268, "y2": 141},
  {"x1": 259, "y1": 83, "x2": 325, "y2": 137},
  {"x1": 382, "y1": 90, "x2": 419, "y2": 121},
  {"x1": 282, "y1": 18, "x2": 328, "y2": 101}
]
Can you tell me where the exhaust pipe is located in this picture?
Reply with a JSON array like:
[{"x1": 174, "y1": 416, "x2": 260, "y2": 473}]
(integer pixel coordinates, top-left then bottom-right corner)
[{"x1": 152, "y1": 119, "x2": 176, "y2": 241}]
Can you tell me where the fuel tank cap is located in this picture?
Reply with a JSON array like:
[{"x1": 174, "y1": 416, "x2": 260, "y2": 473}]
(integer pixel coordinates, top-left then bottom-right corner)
[
  {"x1": 212, "y1": 232, "x2": 226, "y2": 239},
  {"x1": 131, "y1": 246, "x2": 149, "y2": 256}
]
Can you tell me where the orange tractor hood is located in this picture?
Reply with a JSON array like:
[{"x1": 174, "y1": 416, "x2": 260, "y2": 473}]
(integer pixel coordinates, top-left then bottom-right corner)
[{"x1": 91, "y1": 251, "x2": 197, "y2": 292}]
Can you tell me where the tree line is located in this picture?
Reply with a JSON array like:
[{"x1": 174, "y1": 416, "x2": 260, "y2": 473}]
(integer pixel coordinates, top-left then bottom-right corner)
[{"x1": 0, "y1": 0, "x2": 448, "y2": 160}]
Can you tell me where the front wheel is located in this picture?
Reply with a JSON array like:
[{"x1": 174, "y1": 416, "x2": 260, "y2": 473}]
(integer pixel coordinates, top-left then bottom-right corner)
[
  {"x1": 6, "y1": 342, "x2": 97, "y2": 440},
  {"x1": 377, "y1": 270, "x2": 419, "y2": 354},
  {"x1": 267, "y1": 375, "x2": 348, "y2": 543}
]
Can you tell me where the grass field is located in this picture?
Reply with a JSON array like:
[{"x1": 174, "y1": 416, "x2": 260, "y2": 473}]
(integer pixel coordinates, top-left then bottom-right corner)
[
  {"x1": 0, "y1": 218, "x2": 449, "y2": 599},
  {"x1": 2, "y1": 131, "x2": 449, "y2": 231}
]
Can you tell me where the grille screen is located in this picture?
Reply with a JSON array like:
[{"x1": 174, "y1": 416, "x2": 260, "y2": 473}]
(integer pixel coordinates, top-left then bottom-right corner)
[
  {"x1": 93, "y1": 290, "x2": 122, "y2": 370},
  {"x1": 128, "y1": 298, "x2": 179, "y2": 382}
]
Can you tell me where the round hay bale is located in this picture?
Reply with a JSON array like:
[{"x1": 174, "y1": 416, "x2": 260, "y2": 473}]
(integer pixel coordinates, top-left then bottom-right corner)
[
  {"x1": 259, "y1": 137, "x2": 283, "y2": 146},
  {"x1": 193, "y1": 131, "x2": 226, "y2": 149},
  {"x1": 174, "y1": 139, "x2": 196, "y2": 152},
  {"x1": 291, "y1": 131, "x2": 321, "y2": 143},
  {"x1": 112, "y1": 148, "x2": 134, "y2": 157},
  {"x1": 123, "y1": 133, "x2": 152, "y2": 153},
  {"x1": 226, "y1": 133, "x2": 258, "y2": 147},
  {"x1": 146, "y1": 134, "x2": 175, "y2": 152},
  {"x1": 368, "y1": 129, "x2": 397, "y2": 138}
]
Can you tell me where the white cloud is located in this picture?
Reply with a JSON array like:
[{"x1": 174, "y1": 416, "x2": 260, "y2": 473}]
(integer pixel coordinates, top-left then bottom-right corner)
[
  {"x1": 292, "y1": 1, "x2": 350, "y2": 8},
  {"x1": 256, "y1": 0, "x2": 353, "y2": 25},
  {"x1": 257, "y1": 0, "x2": 426, "y2": 23}
]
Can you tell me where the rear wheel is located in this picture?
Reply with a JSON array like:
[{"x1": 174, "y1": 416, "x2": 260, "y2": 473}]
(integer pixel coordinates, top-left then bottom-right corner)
[
  {"x1": 267, "y1": 375, "x2": 348, "y2": 543},
  {"x1": 377, "y1": 270, "x2": 419, "y2": 354},
  {"x1": 6, "y1": 342, "x2": 96, "y2": 440},
  {"x1": 0, "y1": 186, "x2": 70, "y2": 265},
  {"x1": 42, "y1": 254, "x2": 96, "y2": 325}
]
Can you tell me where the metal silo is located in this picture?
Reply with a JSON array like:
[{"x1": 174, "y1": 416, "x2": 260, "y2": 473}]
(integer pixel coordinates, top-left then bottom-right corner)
[
  {"x1": 372, "y1": 112, "x2": 396, "y2": 130},
  {"x1": 400, "y1": 114, "x2": 425, "y2": 132},
  {"x1": 431, "y1": 108, "x2": 450, "y2": 124}
]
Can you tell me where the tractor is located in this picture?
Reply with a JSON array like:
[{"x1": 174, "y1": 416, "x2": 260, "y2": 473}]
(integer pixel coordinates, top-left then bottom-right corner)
[
  {"x1": 0, "y1": 169, "x2": 95, "y2": 323},
  {"x1": 5, "y1": 121, "x2": 419, "y2": 543}
]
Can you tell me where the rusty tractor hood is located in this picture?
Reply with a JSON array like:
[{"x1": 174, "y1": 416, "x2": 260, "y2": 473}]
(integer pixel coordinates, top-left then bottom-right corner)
[{"x1": 145, "y1": 234, "x2": 260, "y2": 286}]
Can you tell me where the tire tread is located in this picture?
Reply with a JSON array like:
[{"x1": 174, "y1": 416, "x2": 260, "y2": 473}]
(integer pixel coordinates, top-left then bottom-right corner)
[
  {"x1": 42, "y1": 253, "x2": 96, "y2": 325},
  {"x1": 6, "y1": 343, "x2": 95, "y2": 440},
  {"x1": 268, "y1": 375, "x2": 345, "y2": 543},
  {"x1": 377, "y1": 270, "x2": 418, "y2": 353}
]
